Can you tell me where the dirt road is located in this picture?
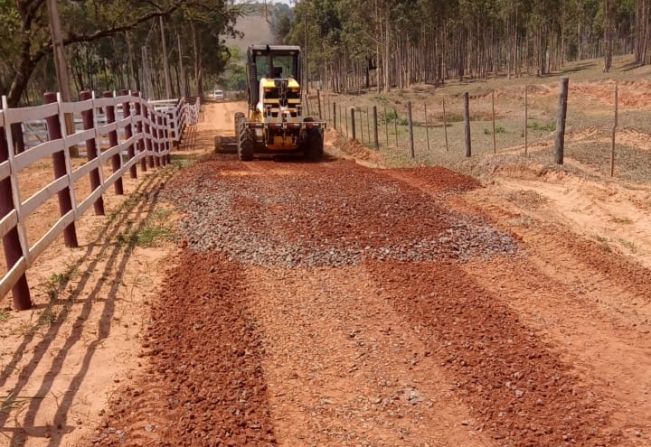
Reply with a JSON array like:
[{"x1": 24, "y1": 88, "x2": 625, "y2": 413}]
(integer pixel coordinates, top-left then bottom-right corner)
[{"x1": 90, "y1": 103, "x2": 650, "y2": 447}]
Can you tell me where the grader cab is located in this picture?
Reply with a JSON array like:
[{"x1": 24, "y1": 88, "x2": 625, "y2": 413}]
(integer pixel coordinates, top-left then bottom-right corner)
[{"x1": 231, "y1": 45, "x2": 325, "y2": 161}]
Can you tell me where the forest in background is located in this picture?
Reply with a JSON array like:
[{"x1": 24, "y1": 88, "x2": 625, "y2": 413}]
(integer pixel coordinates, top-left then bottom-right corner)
[
  {"x1": 273, "y1": 0, "x2": 651, "y2": 93},
  {"x1": 4, "y1": 1, "x2": 651, "y2": 108},
  {"x1": 0, "y1": 0, "x2": 257, "y2": 107}
]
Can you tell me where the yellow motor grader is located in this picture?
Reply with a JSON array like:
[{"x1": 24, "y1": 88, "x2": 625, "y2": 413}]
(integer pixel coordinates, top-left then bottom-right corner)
[{"x1": 225, "y1": 45, "x2": 325, "y2": 161}]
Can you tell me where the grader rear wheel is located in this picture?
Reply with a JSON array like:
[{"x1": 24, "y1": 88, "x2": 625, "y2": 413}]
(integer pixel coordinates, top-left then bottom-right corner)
[{"x1": 302, "y1": 118, "x2": 324, "y2": 162}]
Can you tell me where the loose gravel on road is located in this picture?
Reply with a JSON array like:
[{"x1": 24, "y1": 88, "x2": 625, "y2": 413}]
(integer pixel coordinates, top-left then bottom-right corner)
[
  {"x1": 164, "y1": 157, "x2": 517, "y2": 267},
  {"x1": 93, "y1": 152, "x2": 631, "y2": 447}
]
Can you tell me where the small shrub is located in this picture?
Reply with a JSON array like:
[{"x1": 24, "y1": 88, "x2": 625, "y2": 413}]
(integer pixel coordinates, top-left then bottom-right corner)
[
  {"x1": 120, "y1": 208, "x2": 176, "y2": 248},
  {"x1": 373, "y1": 95, "x2": 390, "y2": 104},
  {"x1": 383, "y1": 110, "x2": 398, "y2": 123},
  {"x1": 528, "y1": 121, "x2": 556, "y2": 132},
  {"x1": 484, "y1": 126, "x2": 507, "y2": 135}
]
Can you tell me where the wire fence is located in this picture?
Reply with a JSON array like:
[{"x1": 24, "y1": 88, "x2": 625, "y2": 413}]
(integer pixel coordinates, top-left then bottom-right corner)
[{"x1": 306, "y1": 80, "x2": 651, "y2": 183}]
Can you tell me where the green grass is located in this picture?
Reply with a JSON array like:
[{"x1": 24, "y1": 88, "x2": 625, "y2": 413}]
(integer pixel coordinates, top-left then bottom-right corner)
[
  {"x1": 37, "y1": 266, "x2": 77, "y2": 327},
  {"x1": 484, "y1": 126, "x2": 507, "y2": 135},
  {"x1": 528, "y1": 121, "x2": 556, "y2": 132},
  {"x1": 0, "y1": 308, "x2": 9, "y2": 323},
  {"x1": 171, "y1": 154, "x2": 197, "y2": 168},
  {"x1": 118, "y1": 208, "x2": 176, "y2": 248},
  {"x1": 1, "y1": 392, "x2": 43, "y2": 416},
  {"x1": 383, "y1": 109, "x2": 398, "y2": 124}
]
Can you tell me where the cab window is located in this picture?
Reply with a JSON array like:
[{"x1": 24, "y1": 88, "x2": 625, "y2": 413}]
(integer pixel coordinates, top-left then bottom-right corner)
[{"x1": 255, "y1": 54, "x2": 297, "y2": 80}]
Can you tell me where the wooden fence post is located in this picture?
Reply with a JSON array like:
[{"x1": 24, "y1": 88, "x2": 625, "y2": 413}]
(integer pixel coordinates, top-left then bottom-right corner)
[
  {"x1": 339, "y1": 103, "x2": 342, "y2": 135},
  {"x1": 325, "y1": 94, "x2": 329, "y2": 123},
  {"x1": 317, "y1": 89, "x2": 322, "y2": 120},
  {"x1": 333, "y1": 102, "x2": 337, "y2": 130},
  {"x1": 156, "y1": 114, "x2": 164, "y2": 166},
  {"x1": 350, "y1": 107, "x2": 356, "y2": 141},
  {"x1": 133, "y1": 92, "x2": 147, "y2": 172},
  {"x1": 463, "y1": 92, "x2": 471, "y2": 157},
  {"x1": 554, "y1": 78, "x2": 569, "y2": 165},
  {"x1": 424, "y1": 103, "x2": 431, "y2": 152},
  {"x1": 373, "y1": 105, "x2": 379, "y2": 150},
  {"x1": 79, "y1": 90, "x2": 105, "y2": 215},
  {"x1": 491, "y1": 90, "x2": 497, "y2": 154},
  {"x1": 442, "y1": 97, "x2": 449, "y2": 152},
  {"x1": 120, "y1": 90, "x2": 137, "y2": 179},
  {"x1": 165, "y1": 114, "x2": 172, "y2": 164},
  {"x1": 43, "y1": 92, "x2": 78, "y2": 248},
  {"x1": 393, "y1": 107, "x2": 399, "y2": 149},
  {"x1": 143, "y1": 104, "x2": 155, "y2": 169},
  {"x1": 611, "y1": 82, "x2": 618, "y2": 177},
  {"x1": 524, "y1": 84, "x2": 529, "y2": 156},
  {"x1": 384, "y1": 106, "x2": 389, "y2": 148},
  {"x1": 104, "y1": 91, "x2": 125, "y2": 194},
  {"x1": 10, "y1": 124, "x2": 25, "y2": 154},
  {"x1": 0, "y1": 109, "x2": 32, "y2": 310},
  {"x1": 407, "y1": 101, "x2": 415, "y2": 158},
  {"x1": 152, "y1": 112, "x2": 160, "y2": 167},
  {"x1": 366, "y1": 106, "x2": 371, "y2": 145}
]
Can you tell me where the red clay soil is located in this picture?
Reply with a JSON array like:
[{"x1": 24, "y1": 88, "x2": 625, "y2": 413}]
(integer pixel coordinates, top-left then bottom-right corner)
[
  {"x1": 386, "y1": 167, "x2": 482, "y2": 194},
  {"x1": 552, "y1": 234, "x2": 651, "y2": 303},
  {"x1": 89, "y1": 150, "x2": 643, "y2": 446},
  {"x1": 92, "y1": 250, "x2": 276, "y2": 447}
]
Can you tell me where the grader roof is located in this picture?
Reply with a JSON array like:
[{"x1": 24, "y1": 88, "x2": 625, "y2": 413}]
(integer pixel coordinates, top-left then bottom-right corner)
[{"x1": 248, "y1": 45, "x2": 301, "y2": 54}]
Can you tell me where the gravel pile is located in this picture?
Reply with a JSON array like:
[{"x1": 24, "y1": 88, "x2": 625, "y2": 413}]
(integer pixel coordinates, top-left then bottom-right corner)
[
  {"x1": 94, "y1": 251, "x2": 277, "y2": 446},
  {"x1": 164, "y1": 159, "x2": 517, "y2": 267}
]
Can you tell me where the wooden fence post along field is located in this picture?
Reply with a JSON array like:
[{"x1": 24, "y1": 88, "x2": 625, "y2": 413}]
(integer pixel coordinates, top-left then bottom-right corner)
[{"x1": 0, "y1": 92, "x2": 200, "y2": 310}]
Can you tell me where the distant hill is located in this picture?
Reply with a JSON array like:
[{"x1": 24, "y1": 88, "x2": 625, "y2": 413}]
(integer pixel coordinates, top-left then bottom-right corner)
[{"x1": 225, "y1": 13, "x2": 276, "y2": 54}]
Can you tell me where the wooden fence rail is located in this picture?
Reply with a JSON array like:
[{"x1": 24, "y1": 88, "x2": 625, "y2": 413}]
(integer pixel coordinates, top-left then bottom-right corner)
[{"x1": 0, "y1": 91, "x2": 200, "y2": 310}]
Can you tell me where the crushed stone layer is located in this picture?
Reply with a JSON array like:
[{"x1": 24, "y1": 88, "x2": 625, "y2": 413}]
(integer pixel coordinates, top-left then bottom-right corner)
[{"x1": 163, "y1": 157, "x2": 517, "y2": 267}]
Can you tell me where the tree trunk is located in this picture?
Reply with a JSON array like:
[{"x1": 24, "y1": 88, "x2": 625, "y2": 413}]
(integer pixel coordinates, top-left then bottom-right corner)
[{"x1": 603, "y1": 0, "x2": 614, "y2": 72}]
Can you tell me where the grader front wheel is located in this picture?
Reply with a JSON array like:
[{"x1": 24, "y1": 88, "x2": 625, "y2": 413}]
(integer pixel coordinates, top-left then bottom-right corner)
[{"x1": 238, "y1": 127, "x2": 255, "y2": 162}]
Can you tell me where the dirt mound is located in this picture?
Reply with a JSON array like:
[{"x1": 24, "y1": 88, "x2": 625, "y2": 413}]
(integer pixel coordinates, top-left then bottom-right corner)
[
  {"x1": 92, "y1": 251, "x2": 276, "y2": 446},
  {"x1": 572, "y1": 80, "x2": 651, "y2": 109},
  {"x1": 386, "y1": 166, "x2": 481, "y2": 193},
  {"x1": 332, "y1": 131, "x2": 383, "y2": 163}
]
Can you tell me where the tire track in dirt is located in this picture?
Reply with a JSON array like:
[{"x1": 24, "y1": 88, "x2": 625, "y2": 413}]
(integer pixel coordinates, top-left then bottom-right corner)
[
  {"x1": 463, "y1": 257, "x2": 651, "y2": 446},
  {"x1": 423, "y1": 177, "x2": 651, "y2": 446},
  {"x1": 365, "y1": 260, "x2": 623, "y2": 446},
  {"x1": 245, "y1": 265, "x2": 493, "y2": 447}
]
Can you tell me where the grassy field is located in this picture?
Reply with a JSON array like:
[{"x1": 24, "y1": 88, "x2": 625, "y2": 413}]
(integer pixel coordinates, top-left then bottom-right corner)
[{"x1": 315, "y1": 55, "x2": 651, "y2": 183}]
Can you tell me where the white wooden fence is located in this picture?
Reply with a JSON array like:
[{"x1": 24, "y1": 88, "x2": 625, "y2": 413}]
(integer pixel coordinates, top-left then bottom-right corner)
[{"x1": 0, "y1": 92, "x2": 200, "y2": 310}]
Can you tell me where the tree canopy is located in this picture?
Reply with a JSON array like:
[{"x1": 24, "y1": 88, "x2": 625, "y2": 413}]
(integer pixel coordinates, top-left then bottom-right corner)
[
  {"x1": 0, "y1": 0, "x2": 246, "y2": 106},
  {"x1": 275, "y1": 0, "x2": 644, "y2": 93}
]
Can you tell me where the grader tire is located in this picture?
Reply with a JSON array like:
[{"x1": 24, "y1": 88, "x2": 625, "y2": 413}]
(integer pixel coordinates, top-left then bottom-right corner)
[
  {"x1": 238, "y1": 128, "x2": 255, "y2": 162},
  {"x1": 234, "y1": 112, "x2": 254, "y2": 161},
  {"x1": 302, "y1": 118, "x2": 324, "y2": 162}
]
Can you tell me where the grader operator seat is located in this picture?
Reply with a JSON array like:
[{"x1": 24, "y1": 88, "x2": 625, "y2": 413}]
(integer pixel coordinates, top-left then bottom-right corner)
[{"x1": 229, "y1": 44, "x2": 324, "y2": 162}]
